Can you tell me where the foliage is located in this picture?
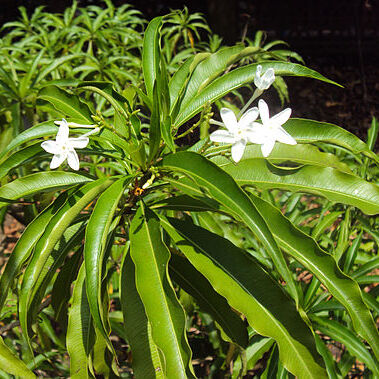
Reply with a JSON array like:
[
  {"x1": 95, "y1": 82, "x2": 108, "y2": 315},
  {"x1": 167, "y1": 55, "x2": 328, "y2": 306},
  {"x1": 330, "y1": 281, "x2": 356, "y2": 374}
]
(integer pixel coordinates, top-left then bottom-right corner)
[{"x1": 0, "y1": 2, "x2": 378, "y2": 378}]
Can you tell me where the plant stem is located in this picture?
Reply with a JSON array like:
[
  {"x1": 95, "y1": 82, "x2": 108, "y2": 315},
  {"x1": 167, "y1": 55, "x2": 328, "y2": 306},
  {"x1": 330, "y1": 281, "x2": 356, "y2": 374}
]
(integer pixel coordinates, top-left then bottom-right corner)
[{"x1": 238, "y1": 88, "x2": 262, "y2": 117}]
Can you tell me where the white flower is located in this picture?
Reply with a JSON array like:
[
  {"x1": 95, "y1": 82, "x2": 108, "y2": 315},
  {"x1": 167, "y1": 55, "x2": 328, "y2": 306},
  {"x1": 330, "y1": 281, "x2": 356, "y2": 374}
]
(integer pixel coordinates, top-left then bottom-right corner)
[
  {"x1": 210, "y1": 107, "x2": 259, "y2": 162},
  {"x1": 41, "y1": 119, "x2": 97, "y2": 170},
  {"x1": 254, "y1": 65, "x2": 275, "y2": 90},
  {"x1": 250, "y1": 99, "x2": 296, "y2": 157}
]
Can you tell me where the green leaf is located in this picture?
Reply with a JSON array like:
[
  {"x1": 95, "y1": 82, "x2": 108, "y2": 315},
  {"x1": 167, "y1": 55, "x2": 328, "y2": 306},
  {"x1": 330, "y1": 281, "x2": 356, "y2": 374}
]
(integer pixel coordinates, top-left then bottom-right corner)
[
  {"x1": 0, "y1": 337, "x2": 36, "y2": 378},
  {"x1": 174, "y1": 62, "x2": 340, "y2": 127},
  {"x1": 25, "y1": 221, "x2": 87, "y2": 339},
  {"x1": 314, "y1": 335, "x2": 340, "y2": 379},
  {"x1": 35, "y1": 54, "x2": 86, "y2": 84},
  {"x1": 0, "y1": 143, "x2": 45, "y2": 180},
  {"x1": 149, "y1": 82, "x2": 162, "y2": 161},
  {"x1": 19, "y1": 48, "x2": 45, "y2": 98},
  {"x1": 92, "y1": 325, "x2": 118, "y2": 378},
  {"x1": 162, "y1": 170, "x2": 379, "y2": 361},
  {"x1": 38, "y1": 85, "x2": 93, "y2": 123},
  {"x1": 120, "y1": 251, "x2": 164, "y2": 378},
  {"x1": 178, "y1": 46, "x2": 245, "y2": 110},
  {"x1": 77, "y1": 81, "x2": 130, "y2": 123},
  {"x1": 0, "y1": 171, "x2": 92, "y2": 210},
  {"x1": 161, "y1": 217, "x2": 326, "y2": 378},
  {"x1": 84, "y1": 177, "x2": 131, "y2": 352},
  {"x1": 284, "y1": 119, "x2": 378, "y2": 163},
  {"x1": 169, "y1": 253, "x2": 248, "y2": 348},
  {"x1": 0, "y1": 192, "x2": 68, "y2": 313},
  {"x1": 311, "y1": 316, "x2": 379, "y2": 376},
  {"x1": 210, "y1": 143, "x2": 352, "y2": 174},
  {"x1": 162, "y1": 116, "x2": 175, "y2": 153},
  {"x1": 51, "y1": 249, "x2": 82, "y2": 331},
  {"x1": 143, "y1": 17, "x2": 163, "y2": 100},
  {"x1": 152, "y1": 194, "x2": 219, "y2": 212},
  {"x1": 161, "y1": 151, "x2": 299, "y2": 304},
  {"x1": 19, "y1": 178, "x2": 113, "y2": 344},
  {"x1": 232, "y1": 337, "x2": 274, "y2": 378},
  {"x1": 219, "y1": 158, "x2": 379, "y2": 215},
  {"x1": 130, "y1": 204, "x2": 195, "y2": 378},
  {"x1": 67, "y1": 263, "x2": 95, "y2": 379},
  {"x1": 0, "y1": 121, "x2": 57, "y2": 162},
  {"x1": 169, "y1": 53, "x2": 210, "y2": 119},
  {"x1": 245, "y1": 194, "x2": 379, "y2": 360},
  {"x1": 366, "y1": 117, "x2": 379, "y2": 151}
]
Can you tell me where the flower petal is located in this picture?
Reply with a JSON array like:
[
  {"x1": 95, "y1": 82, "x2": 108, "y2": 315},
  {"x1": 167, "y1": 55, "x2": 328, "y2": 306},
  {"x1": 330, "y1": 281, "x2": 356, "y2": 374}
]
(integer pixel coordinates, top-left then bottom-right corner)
[
  {"x1": 69, "y1": 137, "x2": 89, "y2": 149},
  {"x1": 220, "y1": 108, "x2": 238, "y2": 133},
  {"x1": 261, "y1": 139, "x2": 276, "y2": 157},
  {"x1": 238, "y1": 107, "x2": 259, "y2": 128},
  {"x1": 254, "y1": 65, "x2": 263, "y2": 88},
  {"x1": 231, "y1": 139, "x2": 246, "y2": 162},
  {"x1": 245, "y1": 126, "x2": 268, "y2": 144},
  {"x1": 41, "y1": 140, "x2": 59, "y2": 154},
  {"x1": 210, "y1": 129, "x2": 235, "y2": 143},
  {"x1": 275, "y1": 127, "x2": 297, "y2": 145},
  {"x1": 67, "y1": 150, "x2": 80, "y2": 171},
  {"x1": 270, "y1": 107, "x2": 291, "y2": 126},
  {"x1": 56, "y1": 119, "x2": 69, "y2": 144},
  {"x1": 50, "y1": 153, "x2": 67, "y2": 169},
  {"x1": 260, "y1": 68, "x2": 275, "y2": 90},
  {"x1": 258, "y1": 99, "x2": 270, "y2": 125}
]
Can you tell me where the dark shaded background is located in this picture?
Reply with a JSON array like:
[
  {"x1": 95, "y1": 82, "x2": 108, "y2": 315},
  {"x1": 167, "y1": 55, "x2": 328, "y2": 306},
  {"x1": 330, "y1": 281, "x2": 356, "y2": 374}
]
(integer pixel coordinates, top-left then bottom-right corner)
[{"x1": 1, "y1": 0, "x2": 378, "y2": 141}]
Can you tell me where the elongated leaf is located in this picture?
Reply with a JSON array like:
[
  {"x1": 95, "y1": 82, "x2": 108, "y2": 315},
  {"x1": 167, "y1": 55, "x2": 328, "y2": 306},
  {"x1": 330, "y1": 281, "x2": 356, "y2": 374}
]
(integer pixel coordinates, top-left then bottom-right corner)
[
  {"x1": 35, "y1": 54, "x2": 86, "y2": 84},
  {"x1": 178, "y1": 45, "x2": 245, "y2": 109},
  {"x1": 51, "y1": 249, "x2": 82, "y2": 331},
  {"x1": 209, "y1": 143, "x2": 352, "y2": 173},
  {"x1": 284, "y1": 119, "x2": 378, "y2": 163},
  {"x1": 77, "y1": 81, "x2": 130, "y2": 121},
  {"x1": 130, "y1": 204, "x2": 195, "y2": 378},
  {"x1": 38, "y1": 85, "x2": 93, "y2": 123},
  {"x1": 169, "y1": 53, "x2": 210, "y2": 118},
  {"x1": 246, "y1": 195, "x2": 379, "y2": 360},
  {"x1": 143, "y1": 17, "x2": 162, "y2": 99},
  {"x1": 0, "y1": 121, "x2": 57, "y2": 161},
  {"x1": 0, "y1": 143, "x2": 45, "y2": 180},
  {"x1": 232, "y1": 337, "x2": 274, "y2": 378},
  {"x1": 163, "y1": 170, "x2": 379, "y2": 360},
  {"x1": 169, "y1": 253, "x2": 248, "y2": 348},
  {"x1": 0, "y1": 191, "x2": 68, "y2": 312},
  {"x1": 120, "y1": 251, "x2": 164, "y2": 378},
  {"x1": 0, "y1": 171, "x2": 92, "y2": 210},
  {"x1": 314, "y1": 335, "x2": 340, "y2": 379},
  {"x1": 312, "y1": 316, "x2": 379, "y2": 376},
  {"x1": 19, "y1": 178, "x2": 113, "y2": 343},
  {"x1": 161, "y1": 217, "x2": 326, "y2": 378},
  {"x1": 19, "y1": 49, "x2": 45, "y2": 98},
  {"x1": 152, "y1": 194, "x2": 219, "y2": 212},
  {"x1": 219, "y1": 158, "x2": 379, "y2": 215},
  {"x1": 92, "y1": 325, "x2": 117, "y2": 378},
  {"x1": 149, "y1": 82, "x2": 161, "y2": 161},
  {"x1": 161, "y1": 151, "x2": 299, "y2": 303},
  {"x1": 174, "y1": 62, "x2": 340, "y2": 127},
  {"x1": 26, "y1": 221, "x2": 87, "y2": 335},
  {"x1": 67, "y1": 263, "x2": 95, "y2": 379},
  {"x1": 0, "y1": 337, "x2": 35, "y2": 378},
  {"x1": 84, "y1": 177, "x2": 130, "y2": 351}
]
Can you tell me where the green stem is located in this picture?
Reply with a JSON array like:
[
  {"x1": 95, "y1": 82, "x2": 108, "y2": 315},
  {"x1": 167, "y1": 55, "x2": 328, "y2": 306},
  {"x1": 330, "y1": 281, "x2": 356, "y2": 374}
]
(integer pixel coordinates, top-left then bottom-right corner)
[{"x1": 238, "y1": 88, "x2": 263, "y2": 117}]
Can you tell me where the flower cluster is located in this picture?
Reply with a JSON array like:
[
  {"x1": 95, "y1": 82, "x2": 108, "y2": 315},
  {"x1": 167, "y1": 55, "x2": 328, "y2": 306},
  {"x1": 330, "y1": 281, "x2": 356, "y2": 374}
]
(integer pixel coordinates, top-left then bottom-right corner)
[
  {"x1": 41, "y1": 119, "x2": 99, "y2": 170},
  {"x1": 210, "y1": 66, "x2": 296, "y2": 162}
]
